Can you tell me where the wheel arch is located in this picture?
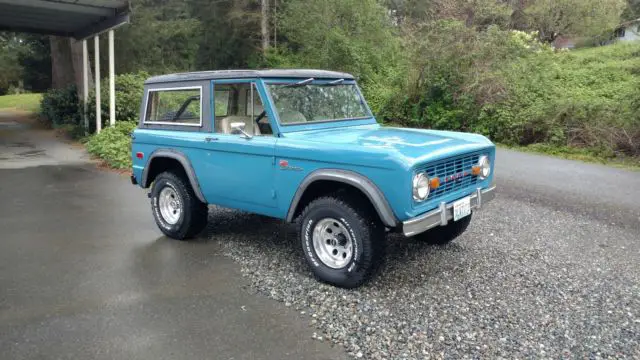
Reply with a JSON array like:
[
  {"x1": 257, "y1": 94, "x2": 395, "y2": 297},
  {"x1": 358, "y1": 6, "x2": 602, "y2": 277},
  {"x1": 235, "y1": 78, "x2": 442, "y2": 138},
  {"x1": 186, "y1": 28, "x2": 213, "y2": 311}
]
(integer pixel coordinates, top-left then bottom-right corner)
[
  {"x1": 286, "y1": 169, "x2": 397, "y2": 228},
  {"x1": 141, "y1": 149, "x2": 207, "y2": 204}
]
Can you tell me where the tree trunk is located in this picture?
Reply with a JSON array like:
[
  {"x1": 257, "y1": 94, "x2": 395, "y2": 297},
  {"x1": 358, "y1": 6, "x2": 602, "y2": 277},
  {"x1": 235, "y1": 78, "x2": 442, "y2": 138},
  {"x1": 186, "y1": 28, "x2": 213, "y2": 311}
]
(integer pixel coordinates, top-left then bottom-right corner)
[
  {"x1": 49, "y1": 36, "x2": 75, "y2": 89},
  {"x1": 69, "y1": 38, "x2": 93, "y2": 101},
  {"x1": 261, "y1": 0, "x2": 270, "y2": 54}
]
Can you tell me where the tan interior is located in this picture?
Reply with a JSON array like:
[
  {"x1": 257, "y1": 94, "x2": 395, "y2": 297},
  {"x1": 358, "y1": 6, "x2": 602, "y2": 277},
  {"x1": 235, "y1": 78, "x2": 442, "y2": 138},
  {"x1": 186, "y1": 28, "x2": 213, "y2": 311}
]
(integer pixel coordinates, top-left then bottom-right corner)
[
  {"x1": 218, "y1": 116, "x2": 261, "y2": 135},
  {"x1": 214, "y1": 84, "x2": 266, "y2": 135}
]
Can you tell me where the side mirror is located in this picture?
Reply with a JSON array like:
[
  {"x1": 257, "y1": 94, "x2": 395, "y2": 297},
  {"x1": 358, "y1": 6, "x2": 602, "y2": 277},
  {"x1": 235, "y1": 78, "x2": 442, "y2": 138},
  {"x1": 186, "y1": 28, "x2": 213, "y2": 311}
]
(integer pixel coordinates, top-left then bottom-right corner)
[{"x1": 230, "y1": 122, "x2": 253, "y2": 139}]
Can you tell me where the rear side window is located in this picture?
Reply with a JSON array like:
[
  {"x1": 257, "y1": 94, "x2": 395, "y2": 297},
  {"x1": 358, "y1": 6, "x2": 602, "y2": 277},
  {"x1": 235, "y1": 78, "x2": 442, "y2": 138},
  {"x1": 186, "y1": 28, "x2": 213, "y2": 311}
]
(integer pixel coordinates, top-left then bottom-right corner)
[{"x1": 145, "y1": 87, "x2": 202, "y2": 126}]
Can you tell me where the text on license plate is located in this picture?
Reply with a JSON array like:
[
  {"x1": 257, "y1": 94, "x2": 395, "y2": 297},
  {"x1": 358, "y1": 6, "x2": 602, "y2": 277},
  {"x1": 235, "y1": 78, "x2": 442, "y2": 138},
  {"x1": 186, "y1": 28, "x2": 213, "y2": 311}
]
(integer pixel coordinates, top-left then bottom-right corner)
[{"x1": 453, "y1": 196, "x2": 471, "y2": 221}]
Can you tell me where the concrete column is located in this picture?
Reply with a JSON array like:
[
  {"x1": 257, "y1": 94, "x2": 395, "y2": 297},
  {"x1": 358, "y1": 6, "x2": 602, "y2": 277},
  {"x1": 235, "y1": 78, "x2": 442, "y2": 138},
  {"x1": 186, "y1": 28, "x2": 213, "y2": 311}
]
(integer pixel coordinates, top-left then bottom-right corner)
[
  {"x1": 108, "y1": 30, "x2": 115, "y2": 127},
  {"x1": 94, "y1": 36, "x2": 101, "y2": 134},
  {"x1": 82, "y1": 40, "x2": 89, "y2": 134}
]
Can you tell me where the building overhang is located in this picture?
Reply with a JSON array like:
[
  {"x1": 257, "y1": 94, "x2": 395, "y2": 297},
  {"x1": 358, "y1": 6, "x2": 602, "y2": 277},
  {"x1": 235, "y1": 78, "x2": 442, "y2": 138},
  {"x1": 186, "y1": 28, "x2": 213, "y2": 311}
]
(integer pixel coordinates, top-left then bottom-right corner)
[{"x1": 0, "y1": 0, "x2": 130, "y2": 39}]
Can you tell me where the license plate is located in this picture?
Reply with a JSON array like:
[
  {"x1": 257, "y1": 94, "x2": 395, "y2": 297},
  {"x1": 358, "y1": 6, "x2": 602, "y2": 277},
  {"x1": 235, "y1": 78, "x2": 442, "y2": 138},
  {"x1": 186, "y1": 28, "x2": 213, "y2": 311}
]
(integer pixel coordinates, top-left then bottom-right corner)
[{"x1": 453, "y1": 196, "x2": 471, "y2": 221}]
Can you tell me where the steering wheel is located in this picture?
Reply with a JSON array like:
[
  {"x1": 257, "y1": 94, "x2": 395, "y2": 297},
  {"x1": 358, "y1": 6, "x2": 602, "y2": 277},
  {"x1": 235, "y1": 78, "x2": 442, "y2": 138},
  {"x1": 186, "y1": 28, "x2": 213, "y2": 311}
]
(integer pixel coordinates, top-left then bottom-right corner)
[
  {"x1": 254, "y1": 110, "x2": 267, "y2": 124},
  {"x1": 254, "y1": 110, "x2": 273, "y2": 135}
]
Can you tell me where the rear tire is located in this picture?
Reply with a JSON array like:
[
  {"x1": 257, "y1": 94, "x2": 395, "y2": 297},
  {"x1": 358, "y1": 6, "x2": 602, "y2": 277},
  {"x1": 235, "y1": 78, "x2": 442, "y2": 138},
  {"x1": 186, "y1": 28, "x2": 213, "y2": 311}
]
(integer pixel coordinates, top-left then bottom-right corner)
[
  {"x1": 411, "y1": 214, "x2": 472, "y2": 245},
  {"x1": 150, "y1": 171, "x2": 208, "y2": 240},
  {"x1": 298, "y1": 195, "x2": 385, "y2": 288}
]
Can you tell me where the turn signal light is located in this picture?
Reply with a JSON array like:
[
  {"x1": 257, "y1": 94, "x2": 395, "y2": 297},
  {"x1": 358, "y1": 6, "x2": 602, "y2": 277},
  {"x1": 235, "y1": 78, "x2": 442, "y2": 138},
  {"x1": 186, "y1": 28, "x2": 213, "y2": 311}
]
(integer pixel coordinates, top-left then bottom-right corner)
[
  {"x1": 136, "y1": 152, "x2": 144, "y2": 159},
  {"x1": 471, "y1": 165, "x2": 481, "y2": 176},
  {"x1": 429, "y1": 177, "x2": 440, "y2": 189}
]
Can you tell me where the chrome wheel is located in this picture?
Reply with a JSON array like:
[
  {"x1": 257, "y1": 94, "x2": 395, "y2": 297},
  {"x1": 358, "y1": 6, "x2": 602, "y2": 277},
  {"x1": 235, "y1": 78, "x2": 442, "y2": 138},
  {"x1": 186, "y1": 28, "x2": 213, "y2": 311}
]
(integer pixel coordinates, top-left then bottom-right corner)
[
  {"x1": 158, "y1": 187, "x2": 181, "y2": 225},
  {"x1": 312, "y1": 218, "x2": 353, "y2": 269}
]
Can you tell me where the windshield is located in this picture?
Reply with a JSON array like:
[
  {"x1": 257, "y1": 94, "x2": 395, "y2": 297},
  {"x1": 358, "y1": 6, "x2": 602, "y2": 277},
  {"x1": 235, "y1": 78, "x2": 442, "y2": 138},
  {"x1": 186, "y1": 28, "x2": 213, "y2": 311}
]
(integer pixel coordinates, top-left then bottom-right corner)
[{"x1": 266, "y1": 83, "x2": 371, "y2": 125}]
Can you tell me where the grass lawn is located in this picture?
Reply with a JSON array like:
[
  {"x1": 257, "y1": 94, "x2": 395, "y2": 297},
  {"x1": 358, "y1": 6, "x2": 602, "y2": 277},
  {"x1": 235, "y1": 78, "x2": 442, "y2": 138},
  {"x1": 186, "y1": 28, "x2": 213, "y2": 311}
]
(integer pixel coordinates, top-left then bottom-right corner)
[{"x1": 0, "y1": 93, "x2": 42, "y2": 113}]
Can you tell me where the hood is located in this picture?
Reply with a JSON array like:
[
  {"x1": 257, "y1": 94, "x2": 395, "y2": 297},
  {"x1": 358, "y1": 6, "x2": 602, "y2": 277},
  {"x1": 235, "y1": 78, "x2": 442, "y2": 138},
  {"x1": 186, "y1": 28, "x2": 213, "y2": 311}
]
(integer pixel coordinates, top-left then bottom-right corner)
[{"x1": 284, "y1": 124, "x2": 494, "y2": 168}]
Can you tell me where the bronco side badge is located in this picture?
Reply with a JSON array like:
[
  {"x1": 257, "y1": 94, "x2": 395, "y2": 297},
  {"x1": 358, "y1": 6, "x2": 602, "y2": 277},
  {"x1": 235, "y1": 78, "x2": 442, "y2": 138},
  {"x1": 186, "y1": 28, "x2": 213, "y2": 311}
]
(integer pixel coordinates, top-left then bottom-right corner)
[{"x1": 279, "y1": 159, "x2": 303, "y2": 171}]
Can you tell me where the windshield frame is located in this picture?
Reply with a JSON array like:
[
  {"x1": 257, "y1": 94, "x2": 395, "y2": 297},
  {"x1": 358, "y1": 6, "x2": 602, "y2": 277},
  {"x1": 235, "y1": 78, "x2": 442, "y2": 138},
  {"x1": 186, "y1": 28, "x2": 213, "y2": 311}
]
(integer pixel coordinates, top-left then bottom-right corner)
[{"x1": 263, "y1": 78, "x2": 375, "y2": 128}]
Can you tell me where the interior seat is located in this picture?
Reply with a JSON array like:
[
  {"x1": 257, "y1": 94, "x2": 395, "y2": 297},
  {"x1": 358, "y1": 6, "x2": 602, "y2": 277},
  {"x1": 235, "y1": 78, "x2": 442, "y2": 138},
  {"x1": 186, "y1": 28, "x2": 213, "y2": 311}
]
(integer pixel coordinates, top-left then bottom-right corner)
[{"x1": 218, "y1": 116, "x2": 261, "y2": 135}]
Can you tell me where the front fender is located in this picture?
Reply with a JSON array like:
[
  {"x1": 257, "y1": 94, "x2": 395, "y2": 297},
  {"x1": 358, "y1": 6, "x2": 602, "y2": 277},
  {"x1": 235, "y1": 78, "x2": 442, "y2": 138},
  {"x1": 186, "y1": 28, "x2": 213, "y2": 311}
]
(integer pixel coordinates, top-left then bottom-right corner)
[{"x1": 286, "y1": 169, "x2": 398, "y2": 228}]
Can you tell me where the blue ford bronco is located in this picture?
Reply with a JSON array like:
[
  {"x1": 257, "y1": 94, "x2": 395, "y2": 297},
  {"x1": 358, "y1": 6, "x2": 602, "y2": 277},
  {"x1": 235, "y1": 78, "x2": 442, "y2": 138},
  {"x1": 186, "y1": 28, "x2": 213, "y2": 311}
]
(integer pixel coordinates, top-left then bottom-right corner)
[{"x1": 131, "y1": 69, "x2": 496, "y2": 288}]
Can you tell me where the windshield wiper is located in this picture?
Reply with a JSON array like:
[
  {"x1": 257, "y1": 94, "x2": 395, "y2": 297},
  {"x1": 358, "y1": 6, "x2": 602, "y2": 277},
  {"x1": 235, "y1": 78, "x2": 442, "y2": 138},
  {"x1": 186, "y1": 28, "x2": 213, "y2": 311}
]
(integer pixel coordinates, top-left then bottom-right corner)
[
  {"x1": 326, "y1": 78, "x2": 345, "y2": 85},
  {"x1": 285, "y1": 78, "x2": 314, "y2": 87}
]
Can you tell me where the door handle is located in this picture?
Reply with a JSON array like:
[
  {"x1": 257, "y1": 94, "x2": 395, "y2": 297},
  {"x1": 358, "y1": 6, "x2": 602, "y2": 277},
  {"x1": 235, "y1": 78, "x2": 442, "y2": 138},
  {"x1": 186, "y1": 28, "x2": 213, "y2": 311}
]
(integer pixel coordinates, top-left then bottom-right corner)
[{"x1": 205, "y1": 137, "x2": 218, "y2": 142}]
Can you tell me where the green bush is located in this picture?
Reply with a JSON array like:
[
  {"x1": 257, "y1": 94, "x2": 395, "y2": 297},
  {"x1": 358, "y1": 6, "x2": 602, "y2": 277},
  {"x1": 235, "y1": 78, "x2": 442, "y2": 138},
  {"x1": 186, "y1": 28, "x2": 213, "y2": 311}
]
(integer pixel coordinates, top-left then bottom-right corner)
[
  {"x1": 39, "y1": 85, "x2": 81, "y2": 127},
  {"x1": 376, "y1": 25, "x2": 640, "y2": 158},
  {"x1": 38, "y1": 72, "x2": 147, "y2": 134},
  {"x1": 86, "y1": 72, "x2": 147, "y2": 132},
  {"x1": 377, "y1": 23, "x2": 536, "y2": 131},
  {"x1": 85, "y1": 121, "x2": 137, "y2": 169},
  {"x1": 479, "y1": 43, "x2": 640, "y2": 156}
]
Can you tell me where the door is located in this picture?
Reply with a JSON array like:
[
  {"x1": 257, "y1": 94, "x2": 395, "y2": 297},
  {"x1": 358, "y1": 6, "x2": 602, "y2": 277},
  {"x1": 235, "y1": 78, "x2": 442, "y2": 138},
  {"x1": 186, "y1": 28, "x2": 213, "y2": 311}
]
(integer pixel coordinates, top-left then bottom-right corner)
[{"x1": 198, "y1": 80, "x2": 278, "y2": 215}]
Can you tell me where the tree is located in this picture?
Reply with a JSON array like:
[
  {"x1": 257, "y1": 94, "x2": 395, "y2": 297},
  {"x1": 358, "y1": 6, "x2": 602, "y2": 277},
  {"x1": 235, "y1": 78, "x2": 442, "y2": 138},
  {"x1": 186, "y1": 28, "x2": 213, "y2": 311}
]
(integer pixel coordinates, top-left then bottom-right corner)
[
  {"x1": 622, "y1": 0, "x2": 640, "y2": 21},
  {"x1": 190, "y1": 0, "x2": 263, "y2": 69},
  {"x1": 278, "y1": 0, "x2": 399, "y2": 80},
  {"x1": 384, "y1": 0, "x2": 511, "y2": 28},
  {"x1": 524, "y1": 0, "x2": 626, "y2": 42},
  {"x1": 114, "y1": 0, "x2": 200, "y2": 74},
  {"x1": 261, "y1": 0, "x2": 270, "y2": 53},
  {"x1": 49, "y1": 36, "x2": 93, "y2": 102},
  {"x1": 0, "y1": 34, "x2": 23, "y2": 94},
  {"x1": 49, "y1": 36, "x2": 75, "y2": 89},
  {"x1": 18, "y1": 35, "x2": 52, "y2": 92},
  {"x1": 0, "y1": 33, "x2": 53, "y2": 94}
]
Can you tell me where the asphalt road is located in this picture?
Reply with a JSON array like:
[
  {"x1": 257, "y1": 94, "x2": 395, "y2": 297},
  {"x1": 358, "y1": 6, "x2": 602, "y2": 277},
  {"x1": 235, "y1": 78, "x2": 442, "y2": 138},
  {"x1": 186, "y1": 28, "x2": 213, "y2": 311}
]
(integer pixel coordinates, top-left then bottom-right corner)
[
  {"x1": 1, "y1": 111, "x2": 639, "y2": 359},
  {"x1": 497, "y1": 148, "x2": 640, "y2": 232},
  {"x1": 0, "y1": 112, "x2": 347, "y2": 360}
]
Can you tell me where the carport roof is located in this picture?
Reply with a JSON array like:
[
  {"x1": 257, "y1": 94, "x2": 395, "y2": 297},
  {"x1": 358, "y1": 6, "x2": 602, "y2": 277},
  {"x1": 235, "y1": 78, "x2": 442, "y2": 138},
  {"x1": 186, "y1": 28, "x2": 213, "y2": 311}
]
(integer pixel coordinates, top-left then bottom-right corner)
[{"x1": 0, "y1": 0, "x2": 130, "y2": 39}]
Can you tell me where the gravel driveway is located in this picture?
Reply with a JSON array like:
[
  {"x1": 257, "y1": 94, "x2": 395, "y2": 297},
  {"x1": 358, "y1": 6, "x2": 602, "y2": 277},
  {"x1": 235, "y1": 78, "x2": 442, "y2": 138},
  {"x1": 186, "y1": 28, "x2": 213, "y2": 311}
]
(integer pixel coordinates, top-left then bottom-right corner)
[{"x1": 208, "y1": 149, "x2": 640, "y2": 359}]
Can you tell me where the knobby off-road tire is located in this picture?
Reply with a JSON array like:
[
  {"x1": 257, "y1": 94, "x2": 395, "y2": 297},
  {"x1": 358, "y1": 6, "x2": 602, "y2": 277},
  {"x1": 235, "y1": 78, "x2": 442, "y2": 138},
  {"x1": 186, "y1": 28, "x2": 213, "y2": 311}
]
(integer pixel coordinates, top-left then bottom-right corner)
[
  {"x1": 299, "y1": 195, "x2": 385, "y2": 288},
  {"x1": 150, "y1": 171, "x2": 208, "y2": 240},
  {"x1": 412, "y1": 214, "x2": 472, "y2": 245}
]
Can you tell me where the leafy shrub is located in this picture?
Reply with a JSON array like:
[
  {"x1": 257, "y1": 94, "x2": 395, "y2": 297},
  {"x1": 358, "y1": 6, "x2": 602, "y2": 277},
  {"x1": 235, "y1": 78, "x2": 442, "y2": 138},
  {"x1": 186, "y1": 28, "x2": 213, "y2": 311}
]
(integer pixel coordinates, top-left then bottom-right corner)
[
  {"x1": 85, "y1": 121, "x2": 137, "y2": 169},
  {"x1": 480, "y1": 42, "x2": 640, "y2": 156},
  {"x1": 86, "y1": 72, "x2": 147, "y2": 131},
  {"x1": 377, "y1": 25, "x2": 640, "y2": 158},
  {"x1": 377, "y1": 23, "x2": 540, "y2": 129},
  {"x1": 39, "y1": 85, "x2": 81, "y2": 127},
  {"x1": 270, "y1": 0, "x2": 402, "y2": 113},
  {"x1": 39, "y1": 72, "x2": 147, "y2": 134}
]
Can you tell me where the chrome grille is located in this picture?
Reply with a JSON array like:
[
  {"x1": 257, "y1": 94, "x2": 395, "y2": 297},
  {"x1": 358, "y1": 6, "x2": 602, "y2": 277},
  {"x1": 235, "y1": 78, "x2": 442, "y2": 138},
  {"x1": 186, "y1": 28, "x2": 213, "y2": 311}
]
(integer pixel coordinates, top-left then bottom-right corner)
[{"x1": 419, "y1": 153, "x2": 481, "y2": 201}]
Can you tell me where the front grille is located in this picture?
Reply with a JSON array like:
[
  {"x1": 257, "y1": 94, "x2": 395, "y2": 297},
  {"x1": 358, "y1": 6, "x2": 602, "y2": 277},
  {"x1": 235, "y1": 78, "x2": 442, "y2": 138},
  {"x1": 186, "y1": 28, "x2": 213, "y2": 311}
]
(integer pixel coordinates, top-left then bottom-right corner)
[{"x1": 419, "y1": 153, "x2": 481, "y2": 201}]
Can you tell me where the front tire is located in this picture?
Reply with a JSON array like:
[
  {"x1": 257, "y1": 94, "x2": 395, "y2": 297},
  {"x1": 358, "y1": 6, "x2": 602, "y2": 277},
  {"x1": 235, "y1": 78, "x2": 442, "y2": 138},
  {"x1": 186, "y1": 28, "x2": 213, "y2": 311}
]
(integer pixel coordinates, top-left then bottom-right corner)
[
  {"x1": 150, "y1": 171, "x2": 208, "y2": 240},
  {"x1": 299, "y1": 196, "x2": 384, "y2": 288},
  {"x1": 412, "y1": 214, "x2": 472, "y2": 245}
]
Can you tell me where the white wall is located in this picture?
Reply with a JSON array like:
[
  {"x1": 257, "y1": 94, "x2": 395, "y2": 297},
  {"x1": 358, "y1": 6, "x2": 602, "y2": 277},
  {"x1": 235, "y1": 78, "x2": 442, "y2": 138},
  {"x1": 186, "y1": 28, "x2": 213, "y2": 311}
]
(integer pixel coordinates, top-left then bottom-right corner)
[{"x1": 619, "y1": 24, "x2": 640, "y2": 42}]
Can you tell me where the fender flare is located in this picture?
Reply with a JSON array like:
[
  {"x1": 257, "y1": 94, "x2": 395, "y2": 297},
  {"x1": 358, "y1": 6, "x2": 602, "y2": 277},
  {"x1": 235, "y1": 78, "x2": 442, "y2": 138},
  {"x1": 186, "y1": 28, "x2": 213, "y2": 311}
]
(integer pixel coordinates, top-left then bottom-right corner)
[
  {"x1": 286, "y1": 169, "x2": 398, "y2": 228},
  {"x1": 141, "y1": 149, "x2": 207, "y2": 204}
]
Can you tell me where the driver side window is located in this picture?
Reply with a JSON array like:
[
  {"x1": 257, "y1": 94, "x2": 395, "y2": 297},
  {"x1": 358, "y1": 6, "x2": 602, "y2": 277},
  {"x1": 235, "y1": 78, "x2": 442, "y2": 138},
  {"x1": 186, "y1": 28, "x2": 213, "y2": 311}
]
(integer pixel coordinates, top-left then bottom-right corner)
[{"x1": 213, "y1": 83, "x2": 272, "y2": 136}]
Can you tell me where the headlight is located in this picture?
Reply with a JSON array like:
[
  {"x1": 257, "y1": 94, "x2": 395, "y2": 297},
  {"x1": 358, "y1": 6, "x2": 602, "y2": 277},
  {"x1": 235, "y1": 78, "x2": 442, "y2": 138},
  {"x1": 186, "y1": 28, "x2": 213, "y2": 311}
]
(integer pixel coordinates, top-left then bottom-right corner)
[
  {"x1": 478, "y1": 155, "x2": 491, "y2": 180},
  {"x1": 412, "y1": 173, "x2": 430, "y2": 201}
]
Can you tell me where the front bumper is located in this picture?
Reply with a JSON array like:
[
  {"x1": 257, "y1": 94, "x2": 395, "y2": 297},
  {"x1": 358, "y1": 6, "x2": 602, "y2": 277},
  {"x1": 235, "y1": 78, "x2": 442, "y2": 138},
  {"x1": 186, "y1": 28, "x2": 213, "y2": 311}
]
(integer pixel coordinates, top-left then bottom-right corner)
[{"x1": 402, "y1": 185, "x2": 496, "y2": 237}]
